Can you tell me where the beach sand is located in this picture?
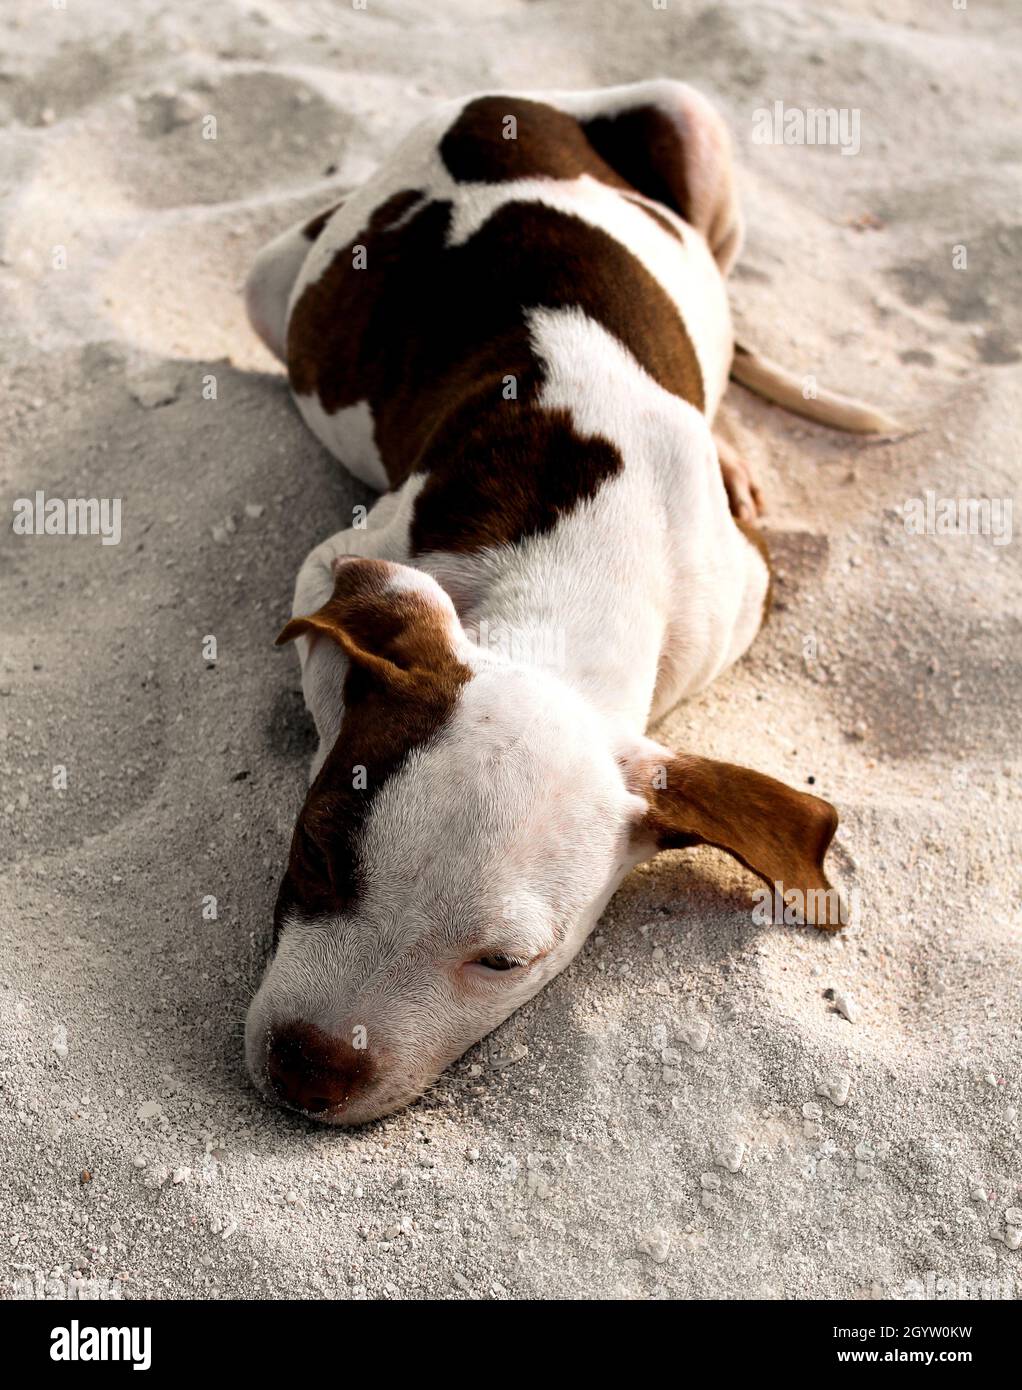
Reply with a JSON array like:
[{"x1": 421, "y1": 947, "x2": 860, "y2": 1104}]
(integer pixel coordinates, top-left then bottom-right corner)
[{"x1": 1, "y1": 0, "x2": 1020, "y2": 1299}]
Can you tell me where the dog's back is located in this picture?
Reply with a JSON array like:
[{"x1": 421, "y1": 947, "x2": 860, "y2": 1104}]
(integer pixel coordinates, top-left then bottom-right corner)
[{"x1": 249, "y1": 83, "x2": 739, "y2": 476}]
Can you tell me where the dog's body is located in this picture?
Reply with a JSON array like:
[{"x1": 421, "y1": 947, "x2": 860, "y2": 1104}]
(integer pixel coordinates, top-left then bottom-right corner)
[{"x1": 244, "y1": 81, "x2": 841, "y2": 1125}]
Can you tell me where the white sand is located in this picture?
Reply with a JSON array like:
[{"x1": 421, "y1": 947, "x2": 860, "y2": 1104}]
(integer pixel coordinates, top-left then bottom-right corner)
[{"x1": 1, "y1": 0, "x2": 1020, "y2": 1300}]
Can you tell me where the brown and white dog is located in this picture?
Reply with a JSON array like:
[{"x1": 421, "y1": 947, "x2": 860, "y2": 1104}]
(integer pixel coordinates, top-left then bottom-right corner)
[{"x1": 243, "y1": 80, "x2": 854, "y2": 1126}]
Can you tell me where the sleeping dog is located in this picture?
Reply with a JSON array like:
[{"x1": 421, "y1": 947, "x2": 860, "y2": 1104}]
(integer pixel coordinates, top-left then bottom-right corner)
[{"x1": 243, "y1": 80, "x2": 865, "y2": 1125}]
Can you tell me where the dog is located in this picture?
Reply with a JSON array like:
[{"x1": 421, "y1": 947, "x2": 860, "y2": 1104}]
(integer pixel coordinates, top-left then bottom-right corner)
[{"x1": 243, "y1": 80, "x2": 866, "y2": 1126}]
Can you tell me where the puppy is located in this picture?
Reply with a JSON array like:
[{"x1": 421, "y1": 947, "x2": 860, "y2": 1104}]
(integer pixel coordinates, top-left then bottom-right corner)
[{"x1": 243, "y1": 80, "x2": 846, "y2": 1125}]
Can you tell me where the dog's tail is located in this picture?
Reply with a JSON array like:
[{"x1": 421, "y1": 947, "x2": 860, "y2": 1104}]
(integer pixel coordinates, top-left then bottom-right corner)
[{"x1": 731, "y1": 342, "x2": 903, "y2": 434}]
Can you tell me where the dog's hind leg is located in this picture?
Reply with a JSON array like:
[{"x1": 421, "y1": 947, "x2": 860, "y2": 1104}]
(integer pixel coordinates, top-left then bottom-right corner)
[
  {"x1": 245, "y1": 201, "x2": 344, "y2": 362},
  {"x1": 549, "y1": 80, "x2": 743, "y2": 277}
]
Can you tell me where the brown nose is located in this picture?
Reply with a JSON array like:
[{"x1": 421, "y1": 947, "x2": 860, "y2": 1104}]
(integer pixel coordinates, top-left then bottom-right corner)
[{"x1": 265, "y1": 1021, "x2": 375, "y2": 1115}]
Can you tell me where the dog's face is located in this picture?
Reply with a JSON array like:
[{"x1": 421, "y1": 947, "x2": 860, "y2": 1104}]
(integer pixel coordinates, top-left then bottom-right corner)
[{"x1": 245, "y1": 557, "x2": 839, "y2": 1125}]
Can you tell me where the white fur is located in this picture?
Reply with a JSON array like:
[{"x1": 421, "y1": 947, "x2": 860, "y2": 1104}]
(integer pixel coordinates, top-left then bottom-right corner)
[{"x1": 293, "y1": 394, "x2": 390, "y2": 491}]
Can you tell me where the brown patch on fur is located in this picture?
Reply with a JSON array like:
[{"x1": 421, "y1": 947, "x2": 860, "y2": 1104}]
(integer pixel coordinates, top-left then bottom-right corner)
[
  {"x1": 288, "y1": 187, "x2": 427, "y2": 411},
  {"x1": 439, "y1": 95, "x2": 632, "y2": 188},
  {"x1": 266, "y1": 1020, "x2": 376, "y2": 1114},
  {"x1": 634, "y1": 753, "x2": 841, "y2": 927},
  {"x1": 273, "y1": 559, "x2": 471, "y2": 925},
  {"x1": 581, "y1": 105, "x2": 693, "y2": 224},
  {"x1": 410, "y1": 395, "x2": 623, "y2": 554}
]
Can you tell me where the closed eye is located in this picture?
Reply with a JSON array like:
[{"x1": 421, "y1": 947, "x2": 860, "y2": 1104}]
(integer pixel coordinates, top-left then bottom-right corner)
[
  {"x1": 458, "y1": 950, "x2": 531, "y2": 973},
  {"x1": 473, "y1": 952, "x2": 526, "y2": 972}
]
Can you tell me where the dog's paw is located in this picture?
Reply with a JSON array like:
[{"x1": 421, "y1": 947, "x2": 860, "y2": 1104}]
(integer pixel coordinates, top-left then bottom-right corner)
[{"x1": 716, "y1": 434, "x2": 764, "y2": 524}]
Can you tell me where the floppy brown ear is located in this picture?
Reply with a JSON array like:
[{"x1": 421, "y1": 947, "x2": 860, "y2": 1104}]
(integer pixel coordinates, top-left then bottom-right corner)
[
  {"x1": 276, "y1": 556, "x2": 467, "y2": 685},
  {"x1": 628, "y1": 745, "x2": 842, "y2": 928}
]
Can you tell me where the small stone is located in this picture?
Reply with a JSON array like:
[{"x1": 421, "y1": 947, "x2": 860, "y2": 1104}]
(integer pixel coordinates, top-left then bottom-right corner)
[
  {"x1": 452, "y1": 1271, "x2": 472, "y2": 1292},
  {"x1": 817, "y1": 1071, "x2": 851, "y2": 1107},
  {"x1": 1005, "y1": 1207, "x2": 1022, "y2": 1226},
  {"x1": 681, "y1": 1019, "x2": 710, "y2": 1053},
  {"x1": 466, "y1": 1147, "x2": 480, "y2": 1162},
  {"x1": 802, "y1": 1102, "x2": 823, "y2": 1120},
  {"x1": 971, "y1": 1187, "x2": 988, "y2": 1203},
  {"x1": 132, "y1": 1156, "x2": 147, "y2": 1169},
  {"x1": 636, "y1": 1227, "x2": 671, "y2": 1263},
  {"x1": 127, "y1": 368, "x2": 181, "y2": 409},
  {"x1": 244, "y1": 503, "x2": 265, "y2": 519},
  {"x1": 136, "y1": 1101, "x2": 163, "y2": 1121},
  {"x1": 1000, "y1": 1226, "x2": 1022, "y2": 1250},
  {"x1": 831, "y1": 989, "x2": 858, "y2": 1023},
  {"x1": 713, "y1": 1142, "x2": 745, "y2": 1173},
  {"x1": 172, "y1": 1167, "x2": 191, "y2": 1185},
  {"x1": 491, "y1": 1043, "x2": 528, "y2": 1070},
  {"x1": 699, "y1": 1171, "x2": 720, "y2": 1191}
]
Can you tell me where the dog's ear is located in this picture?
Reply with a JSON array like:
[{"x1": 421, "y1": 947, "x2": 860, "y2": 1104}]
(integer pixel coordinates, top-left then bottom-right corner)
[
  {"x1": 276, "y1": 556, "x2": 469, "y2": 686},
  {"x1": 622, "y1": 739, "x2": 841, "y2": 927}
]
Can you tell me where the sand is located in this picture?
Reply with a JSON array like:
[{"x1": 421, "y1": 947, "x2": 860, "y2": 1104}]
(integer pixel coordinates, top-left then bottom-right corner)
[{"x1": 1, "y1": 0, "x2": 1020, "y2": 1301}]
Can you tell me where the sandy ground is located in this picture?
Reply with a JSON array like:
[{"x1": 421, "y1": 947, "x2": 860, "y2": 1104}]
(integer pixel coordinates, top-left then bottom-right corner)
[{"x1": 1, "y1": 0, "x2": 1020, "y2": 1301}]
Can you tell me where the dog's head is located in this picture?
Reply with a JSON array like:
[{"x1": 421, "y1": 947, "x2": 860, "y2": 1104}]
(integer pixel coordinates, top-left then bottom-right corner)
[{"x1": 244, "y1": 556, "x2": 839, "y2": 1124}]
